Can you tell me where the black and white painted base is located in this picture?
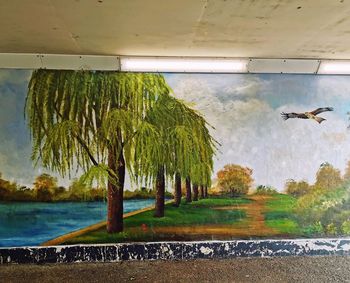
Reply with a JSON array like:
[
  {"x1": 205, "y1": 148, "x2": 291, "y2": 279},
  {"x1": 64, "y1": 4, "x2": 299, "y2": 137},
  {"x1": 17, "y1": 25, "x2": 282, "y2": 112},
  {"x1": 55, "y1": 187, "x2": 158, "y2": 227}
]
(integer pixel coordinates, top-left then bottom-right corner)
[{"x1": 1, "y1": 238, "x2": 350, "y2": 264}]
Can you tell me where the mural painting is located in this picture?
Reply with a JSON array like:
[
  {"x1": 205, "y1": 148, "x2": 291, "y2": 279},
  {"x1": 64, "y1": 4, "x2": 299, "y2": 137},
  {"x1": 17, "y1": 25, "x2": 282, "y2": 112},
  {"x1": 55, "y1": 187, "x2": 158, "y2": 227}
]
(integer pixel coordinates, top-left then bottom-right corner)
[{"x1": 1, "y1": 69, "x2": 350, "y2": 247}]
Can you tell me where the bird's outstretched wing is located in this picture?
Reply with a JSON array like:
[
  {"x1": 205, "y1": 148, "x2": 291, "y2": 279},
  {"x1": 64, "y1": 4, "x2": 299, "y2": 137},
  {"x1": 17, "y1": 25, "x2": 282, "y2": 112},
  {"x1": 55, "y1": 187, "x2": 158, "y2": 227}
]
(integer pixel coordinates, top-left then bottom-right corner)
[
  {"x1": 281, "y1": 112, "x2": 308, "y2": 120},
  {"x1": 310, "y1": 107, "x2": 334, "y2": 115}
]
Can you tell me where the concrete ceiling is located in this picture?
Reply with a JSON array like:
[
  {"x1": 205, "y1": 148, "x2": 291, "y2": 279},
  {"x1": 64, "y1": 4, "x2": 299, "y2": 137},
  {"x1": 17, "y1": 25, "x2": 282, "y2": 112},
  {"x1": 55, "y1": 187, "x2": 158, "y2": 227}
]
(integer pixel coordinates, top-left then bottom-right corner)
[{"x1": 1, "y1": 0, "x2": 350, "y2": 59}]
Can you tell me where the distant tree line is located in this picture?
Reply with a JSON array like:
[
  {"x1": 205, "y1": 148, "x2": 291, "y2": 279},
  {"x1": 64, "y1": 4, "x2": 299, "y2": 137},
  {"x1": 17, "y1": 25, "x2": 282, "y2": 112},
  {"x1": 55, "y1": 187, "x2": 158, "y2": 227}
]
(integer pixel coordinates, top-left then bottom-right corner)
[
  {"x1": 0, "y1": 172, "x2": 165, "y2": 202},
  {"x1": 284, "y1": 162, "x2": 345, "y2": 198},
  {"x1": 255, "y1": 185, "x2": 278, "y2": 195}
]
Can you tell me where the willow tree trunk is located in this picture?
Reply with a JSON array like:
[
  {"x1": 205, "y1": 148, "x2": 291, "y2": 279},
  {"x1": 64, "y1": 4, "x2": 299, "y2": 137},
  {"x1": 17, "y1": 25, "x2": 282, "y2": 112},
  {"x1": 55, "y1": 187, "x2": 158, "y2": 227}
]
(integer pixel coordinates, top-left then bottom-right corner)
[
  {"x1": 186, "y1": 177, "x2": 192, "y2": 203},
  {"x1": 154, "y1": 166, "x2": 165, "y2": 217},
  {"x1": 204, "y1": 186, "x2": 208, "y2": 198},
  {"x1": 193, "y1": 184, "x2": 199, "y2": 201},
  {"x1": 107, "y1": 147, "x2": 125, "y2": 233},
  {"x1": 174, "y1": 172, "x2": 182, "y2": 207},
  {"x1": 199, "y1": 185, "x2": 204, "y2": 199}
]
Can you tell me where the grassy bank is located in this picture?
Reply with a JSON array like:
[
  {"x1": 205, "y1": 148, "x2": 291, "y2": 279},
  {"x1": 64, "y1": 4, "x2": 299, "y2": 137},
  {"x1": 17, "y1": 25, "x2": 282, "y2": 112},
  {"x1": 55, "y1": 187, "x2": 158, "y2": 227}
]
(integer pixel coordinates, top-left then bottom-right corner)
[
  {"x1": 59, "y1": 194, "x2": 308, "y2": 245},
  {"x1": 264, "y1": 194, "x2": 301, "y2": 235},
  {"x1": 64, "y1": 197, "x2": 248, "y2": 244}
]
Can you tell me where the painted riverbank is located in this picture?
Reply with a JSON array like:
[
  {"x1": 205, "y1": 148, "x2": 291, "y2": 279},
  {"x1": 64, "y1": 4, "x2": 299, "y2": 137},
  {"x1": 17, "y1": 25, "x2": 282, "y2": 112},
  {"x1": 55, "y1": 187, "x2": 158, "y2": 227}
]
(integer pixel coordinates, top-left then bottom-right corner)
[
  {"x1": 0, "y1": 199, "x2": 155, "y2": 247},
  {"x1": 41, "y1": 202, "x2": 168, "y2": 246}
]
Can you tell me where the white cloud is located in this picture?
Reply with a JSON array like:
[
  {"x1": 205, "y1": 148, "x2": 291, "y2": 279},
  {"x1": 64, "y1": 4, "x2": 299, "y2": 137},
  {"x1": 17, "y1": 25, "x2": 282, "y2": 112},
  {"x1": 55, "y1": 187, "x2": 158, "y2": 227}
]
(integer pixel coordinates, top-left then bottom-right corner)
[{"x1": 223, "y1": 76, "x2": 270, "y2": 98}]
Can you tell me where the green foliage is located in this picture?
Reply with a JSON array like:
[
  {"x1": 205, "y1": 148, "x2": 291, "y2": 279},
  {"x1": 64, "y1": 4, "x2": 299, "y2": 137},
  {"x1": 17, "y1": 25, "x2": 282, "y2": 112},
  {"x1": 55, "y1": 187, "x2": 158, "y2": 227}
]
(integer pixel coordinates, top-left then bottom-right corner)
[
  {"x1": 302, "y1": 221, "x2": 324, "y2": 237},
  {"x1": 133, "y1": 94, "x2": 216, "y2": 187},
  {"x1": 285, "y1": 162, "x2": 350, "y2": 237},
  {"x1": 67, "y1": 179, "x2": 90, "y2": 201},
  {"x1": 296, "y1": 187, "x2": 348, "y2": 226},
  {"x1": 341, "y1": 220, "x2": 350, "y2": 235},
  {"x1": 255, "y1": 185, "x2": 278, "y2": 195},
  {"x1": 325, "y1": 223, "x2": 338, "y2": 235},
  {"x1": 79, "y1": 164, "x2": 110, "y2": 188},
  {"x1": 26, "y1": 69, "x2": 215, "y2": 195},
  {"x1": 26, "y1": 70, "x2": 175, "y2": 185},
  {"x1": 295, "y1": 182, "x2": 350, "y2": 236}
]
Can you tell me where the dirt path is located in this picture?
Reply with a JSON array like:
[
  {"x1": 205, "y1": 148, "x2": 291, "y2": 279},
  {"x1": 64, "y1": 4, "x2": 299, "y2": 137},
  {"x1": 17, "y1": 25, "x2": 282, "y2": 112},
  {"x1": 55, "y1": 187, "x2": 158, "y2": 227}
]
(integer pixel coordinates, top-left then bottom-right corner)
[{"x1": 153, "y1": 195, "x2": 281, "y2": 238}]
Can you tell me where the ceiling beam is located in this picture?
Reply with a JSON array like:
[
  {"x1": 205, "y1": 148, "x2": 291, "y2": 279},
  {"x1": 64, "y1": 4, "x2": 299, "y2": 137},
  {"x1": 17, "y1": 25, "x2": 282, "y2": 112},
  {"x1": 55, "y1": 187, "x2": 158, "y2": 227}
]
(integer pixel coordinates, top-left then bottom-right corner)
[{"x1": 0, "y1": 53, "x2": 349, "y2": 75}]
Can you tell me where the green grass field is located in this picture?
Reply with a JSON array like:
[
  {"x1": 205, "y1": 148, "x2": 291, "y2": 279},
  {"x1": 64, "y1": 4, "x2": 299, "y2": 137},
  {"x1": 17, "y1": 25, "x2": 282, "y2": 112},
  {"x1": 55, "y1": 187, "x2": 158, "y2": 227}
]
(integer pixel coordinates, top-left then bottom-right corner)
[
  {"x1": 64, "y1": 197, "x2": 248, "y2": 244},
  {"x1": 62, "y1": 194, "x2": 306, "y2": 245},
  {"x1": 264, "y1": 194, "x2": 301, "y2": 235}
]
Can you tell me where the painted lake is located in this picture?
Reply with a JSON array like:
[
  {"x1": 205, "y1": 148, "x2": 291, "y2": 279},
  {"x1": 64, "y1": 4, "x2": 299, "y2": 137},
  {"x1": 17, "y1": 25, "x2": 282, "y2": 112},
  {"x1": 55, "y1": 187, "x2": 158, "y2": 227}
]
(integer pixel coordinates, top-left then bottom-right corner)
[{"x1": 0, "y1": 199, "x2": 154, "y2": 247}]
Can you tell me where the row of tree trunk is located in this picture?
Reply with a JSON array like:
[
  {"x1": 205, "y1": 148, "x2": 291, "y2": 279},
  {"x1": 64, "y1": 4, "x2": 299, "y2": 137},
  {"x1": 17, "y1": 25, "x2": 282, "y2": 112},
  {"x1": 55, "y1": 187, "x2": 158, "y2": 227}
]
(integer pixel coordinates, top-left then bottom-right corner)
[
  {"x1": 107, "y1": 159, "x2": 210, "y2": 232},
  {"x1": 154, "y1": 171, "x2": 209, "y2": 217},
  {"x1": 184, "y1": 177, "x2": 208, "y2": 203}
]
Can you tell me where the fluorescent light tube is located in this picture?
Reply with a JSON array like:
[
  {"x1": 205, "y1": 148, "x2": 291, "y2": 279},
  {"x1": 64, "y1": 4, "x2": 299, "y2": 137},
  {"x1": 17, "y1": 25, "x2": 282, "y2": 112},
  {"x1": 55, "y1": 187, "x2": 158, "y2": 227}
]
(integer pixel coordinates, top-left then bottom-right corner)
[
  {"x1": 120, "y1": 57, "x2": 248, "y2": 73},
  {"x1": 318, "y1": 61, "x2": 350, "y2": 74}
]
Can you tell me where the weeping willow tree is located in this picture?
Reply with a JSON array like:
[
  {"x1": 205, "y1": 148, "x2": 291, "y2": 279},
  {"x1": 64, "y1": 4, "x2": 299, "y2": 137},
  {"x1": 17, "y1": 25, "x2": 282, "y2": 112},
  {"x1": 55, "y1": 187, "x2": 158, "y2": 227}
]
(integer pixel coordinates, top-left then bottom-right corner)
[
  {"x1": 168, "y1": 98, "x2": 215, "y2": 205},
  {"x1": 26, "y1": 69, "x2": 173, "y2": 233},
  {"x1": 133, "y1": 94, "x2": 216, "y2": 216}
]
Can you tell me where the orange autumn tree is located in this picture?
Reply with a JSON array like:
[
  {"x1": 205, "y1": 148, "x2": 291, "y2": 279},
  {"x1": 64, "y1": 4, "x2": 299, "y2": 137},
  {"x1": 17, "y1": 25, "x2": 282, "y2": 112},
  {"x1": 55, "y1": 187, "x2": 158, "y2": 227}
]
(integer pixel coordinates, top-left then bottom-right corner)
[
  {"x1": 33, "y1": 173, "x2": 59, "y2": 202},
  {"x1": 216, "y1": 164, "x2": 253, "y2": 196}
]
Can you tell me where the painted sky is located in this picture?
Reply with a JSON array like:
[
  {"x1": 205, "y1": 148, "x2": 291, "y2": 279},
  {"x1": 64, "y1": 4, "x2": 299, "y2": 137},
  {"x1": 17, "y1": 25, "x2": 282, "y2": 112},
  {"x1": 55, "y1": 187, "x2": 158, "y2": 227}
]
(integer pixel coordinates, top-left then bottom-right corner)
[
  {"x1": 165, "y1": 73, "x2": 350, "y2": 190},
  {"x1": 1, "y1": 69, "x2": 350, "y2": 190}
]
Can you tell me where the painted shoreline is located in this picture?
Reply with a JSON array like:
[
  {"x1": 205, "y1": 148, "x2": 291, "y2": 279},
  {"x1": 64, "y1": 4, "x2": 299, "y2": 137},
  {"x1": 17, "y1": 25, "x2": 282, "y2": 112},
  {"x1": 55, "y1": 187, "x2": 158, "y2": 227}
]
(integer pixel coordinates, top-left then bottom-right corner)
[{"x1": 41, "y1": 200, "x2": 173, "y2": 246}]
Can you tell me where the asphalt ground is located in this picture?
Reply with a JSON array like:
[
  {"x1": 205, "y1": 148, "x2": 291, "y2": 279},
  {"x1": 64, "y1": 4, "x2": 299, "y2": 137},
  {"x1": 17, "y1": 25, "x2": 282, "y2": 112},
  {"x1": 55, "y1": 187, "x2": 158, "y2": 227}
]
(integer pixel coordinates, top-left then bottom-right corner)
[{"x1": 1, "y1": 256, "x2": 350, "y2": 282}]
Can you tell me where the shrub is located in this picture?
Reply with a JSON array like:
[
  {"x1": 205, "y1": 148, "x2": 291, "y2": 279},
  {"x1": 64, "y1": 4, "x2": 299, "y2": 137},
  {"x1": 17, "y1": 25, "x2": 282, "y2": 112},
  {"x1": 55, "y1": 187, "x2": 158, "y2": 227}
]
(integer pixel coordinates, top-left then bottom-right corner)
[
  {"x1": 295, "y1": 185, "x2": 350, "y2": 237},
  {"x1": 216, "y1": 164, "x2": 253, "y2": 196},
  {"x1": 302, "y1": 221, "x2": 324, "y2": 236},
  {"x1": 325, "y1": 223, "x2": 338, "y2": 235},
  {"x1": 315, "y1": 163, "x2": 343, "y2": 190},
  {"x1": 341, "y1": 220, "x2": 350, "y2": 235},
  {"x1": 255, "y1": 185, "x2": 277, "y2": 195},
  {"x1": 296, "y1": 187, "x2": 347, "y2": 225},
  {"x1": 285, "y1": 180, "x2": 311, "y2": 198}
]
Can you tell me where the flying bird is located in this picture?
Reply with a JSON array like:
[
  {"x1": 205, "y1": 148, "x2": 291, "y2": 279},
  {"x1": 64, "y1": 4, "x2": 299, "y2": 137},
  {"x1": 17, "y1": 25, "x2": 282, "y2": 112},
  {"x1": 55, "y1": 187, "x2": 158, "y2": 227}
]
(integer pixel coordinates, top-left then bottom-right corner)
[{"x1": 281, "y1": 107, "x2": 334, "y2": 124}]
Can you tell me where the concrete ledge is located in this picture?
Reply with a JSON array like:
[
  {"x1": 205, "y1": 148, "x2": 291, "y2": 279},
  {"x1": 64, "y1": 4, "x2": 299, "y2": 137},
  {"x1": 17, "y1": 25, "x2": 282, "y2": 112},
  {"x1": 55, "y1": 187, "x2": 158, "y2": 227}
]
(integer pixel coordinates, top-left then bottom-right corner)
[{"x1": 1, "y1": 238, "x2": 350, "y2": 264}]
